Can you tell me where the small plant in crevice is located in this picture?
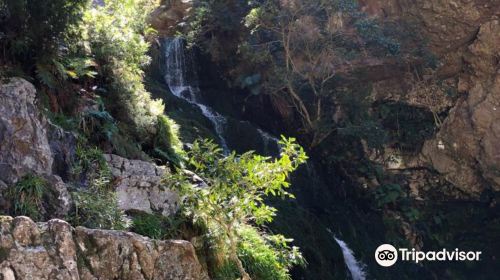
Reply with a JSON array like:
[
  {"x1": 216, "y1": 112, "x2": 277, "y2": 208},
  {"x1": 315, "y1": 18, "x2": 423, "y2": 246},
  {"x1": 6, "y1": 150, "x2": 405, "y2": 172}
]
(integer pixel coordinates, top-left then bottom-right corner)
[
  {"x1": 130, "y1": 211, "x2": 191, "y2": 240},
  {"x1": 167, "y1": 137, "x2": 307, "y2": 280},
  {"x1": 69, "y1": 144, "x2": 128, "y2": 230},
  {"x1": 131, "y1": 212, "x2": 167, "y2": 239},
  {"x1": 4, "y1": 175, "x2": 47, "y2": 221}
]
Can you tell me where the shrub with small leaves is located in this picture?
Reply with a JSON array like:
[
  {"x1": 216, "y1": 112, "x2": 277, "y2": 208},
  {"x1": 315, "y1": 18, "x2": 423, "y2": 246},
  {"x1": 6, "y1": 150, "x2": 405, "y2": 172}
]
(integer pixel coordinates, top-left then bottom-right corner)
[{"x1": 168, "y1": 136, "x2": 307, "y2": 279}]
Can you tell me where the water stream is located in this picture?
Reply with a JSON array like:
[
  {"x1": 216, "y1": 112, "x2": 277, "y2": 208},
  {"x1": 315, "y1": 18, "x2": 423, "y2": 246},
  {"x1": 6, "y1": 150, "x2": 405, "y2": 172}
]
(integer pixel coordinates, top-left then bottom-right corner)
[
  {"x1": 164, "y1": 36, "x2": 366, "y2": 278},
  {"x1": 333, "y1": 236, "x2": 367, "y2": 280},
  {"x1": 164, "y1": 37, "x2": 230, "y2": 153}
]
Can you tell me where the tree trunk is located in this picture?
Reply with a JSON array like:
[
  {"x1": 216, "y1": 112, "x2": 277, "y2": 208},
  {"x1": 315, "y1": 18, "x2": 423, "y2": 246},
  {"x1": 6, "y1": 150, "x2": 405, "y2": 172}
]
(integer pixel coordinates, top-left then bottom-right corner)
[{"x1": 228, "y1": 231, "x2": 251, "y2": 280}]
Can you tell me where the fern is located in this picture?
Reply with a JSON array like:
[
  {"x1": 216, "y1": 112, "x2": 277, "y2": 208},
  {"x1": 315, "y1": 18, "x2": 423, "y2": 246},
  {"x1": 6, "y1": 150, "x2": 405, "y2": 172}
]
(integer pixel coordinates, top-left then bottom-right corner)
[{"x1": 35, "y1": 63, "x2": 57, "y2": 88}]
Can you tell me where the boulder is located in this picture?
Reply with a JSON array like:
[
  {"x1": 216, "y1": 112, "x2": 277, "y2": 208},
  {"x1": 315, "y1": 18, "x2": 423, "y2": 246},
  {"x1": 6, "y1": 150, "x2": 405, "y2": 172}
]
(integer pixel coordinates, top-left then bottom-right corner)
[
  {"x1": 0, "y1": 216, "x2": 209, "y2": 280},
  {"x1": 0, "y1": 78, "x2": 71, "y2": 218},
  {"x1": 104, "y1": 154, "x2": 179, "y2": 217},
  {"x1": 0, "y1": 78, "x2": 53, "y2": 183}
]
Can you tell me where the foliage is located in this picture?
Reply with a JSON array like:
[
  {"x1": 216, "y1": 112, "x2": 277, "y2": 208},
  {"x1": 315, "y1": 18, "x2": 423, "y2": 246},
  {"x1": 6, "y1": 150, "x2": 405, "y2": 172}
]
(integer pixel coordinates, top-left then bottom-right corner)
[
  {"x1": 214, "y1": 226, "x2": 305, "y2": 280},
  {"x1": 69, "y1": 145, "x2": 128, "y2": 230},
  {"x1": 5, "y1": 175, "x2": 47, "y2": 221},
  {"x1": 168, "y1": 137, "x2": 307, "y2": 279},
  {"x1": 70, "y1": 189, "x2": 128, "y2": 230},
  {"x1": 187, "y1": 0, "x2": 434, "y2": 149},
  {"x1": 374, "y1": 181, "x2": 418, "y2": 221},
  {"x1": 71, "y1": 144, "x2": 110, "y2": 181},
  {"x1": 0, "y1": 0, "x2": 89, "y2": 69},
  {"x1": 374, "y1": 183, "x2": 405, "y2": 207},
  {"x1": 131, "y1": 213, "x2": 167, "y2": 239},
  {"x1": 3, "y1": 0, "x2": 183, "y2": 167},
  {"x1": 152, "y1": 115, "x2": 184, "y2": 166},
  {"x1": 81, "y1": 0, "x2": 164, "y2": 142},
  {"x1": 376, "y1": 102, "x2": 436, "y2": 153},
  {"x1": 131, "y1": 212, "x2": 189, "y2": 240},
  {"x1": 186, "y1": 0, "x2": 250, "y2": 60}
]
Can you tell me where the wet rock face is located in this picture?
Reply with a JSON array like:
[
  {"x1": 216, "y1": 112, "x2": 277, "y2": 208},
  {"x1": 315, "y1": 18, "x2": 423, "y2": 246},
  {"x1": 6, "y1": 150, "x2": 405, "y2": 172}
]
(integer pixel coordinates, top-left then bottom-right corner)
[
  {"x1": 0, "y1": 78, "x2": 53, "y2": 183},
  {"x1": 0, "y1": 216, "x2": 209, "y2": 280},
  {"x1": 105, "y1": 154, "x2": 179, "y2": 217}
]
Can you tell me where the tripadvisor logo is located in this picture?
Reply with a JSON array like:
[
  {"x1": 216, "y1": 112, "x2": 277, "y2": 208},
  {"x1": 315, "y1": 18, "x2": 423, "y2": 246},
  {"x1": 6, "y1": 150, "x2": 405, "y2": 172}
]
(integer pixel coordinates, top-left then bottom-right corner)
[
  {"x1": 375, "y1": 244, "x2": 482, "y2": 267},
  {"x1": 375, "y1": 244, "x2": 398, "y2": 267}
]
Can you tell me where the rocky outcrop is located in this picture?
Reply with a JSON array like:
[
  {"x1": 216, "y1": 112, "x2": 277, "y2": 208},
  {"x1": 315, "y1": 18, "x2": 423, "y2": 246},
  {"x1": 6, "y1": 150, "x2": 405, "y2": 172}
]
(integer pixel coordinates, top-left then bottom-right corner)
[
  {"x1": 359, "y1": 0, "x2": 499, "y2": 77},
  {"x1": 0, "y1": 216, "x2": 209, "y2": 280},
  {"x1": 105, "y1": 154, "x2": 179, "y2": 217},
  {"x1": 0, "y1": 78, "x2": 53, "y2": 183},
  {"x1": 357, "y1": 1, "x2": 500, "y2": 196},
  {"x1": 0, "y1": 78, "x2": 71, "y2": 218},
  {"x1": 421, "y1": 20, "x2": 500, "y2": 194},
  {"x1": 149, "y1": 0, "x2": 193, "y2": 37}
]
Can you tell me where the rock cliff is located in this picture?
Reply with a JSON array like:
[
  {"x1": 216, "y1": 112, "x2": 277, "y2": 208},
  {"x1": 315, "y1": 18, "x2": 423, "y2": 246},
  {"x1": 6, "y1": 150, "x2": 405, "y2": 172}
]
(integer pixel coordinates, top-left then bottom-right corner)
[
  {"x1": 0, "y1": 216, "x2": 208, "y2": 280},
  {"x1": 360, "y1": 0, "x2": 500, "y2": 196}
]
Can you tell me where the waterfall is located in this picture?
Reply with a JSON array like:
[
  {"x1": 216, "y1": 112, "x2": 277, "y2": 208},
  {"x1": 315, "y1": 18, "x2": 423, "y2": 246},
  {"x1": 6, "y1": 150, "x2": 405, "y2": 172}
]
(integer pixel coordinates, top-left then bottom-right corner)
[
  {"x1": 164, "y1": 37, "x2": 229, "y2": 153},
  {"x1": 331, "y1": 234, "x2": 367, "y2": 280}
]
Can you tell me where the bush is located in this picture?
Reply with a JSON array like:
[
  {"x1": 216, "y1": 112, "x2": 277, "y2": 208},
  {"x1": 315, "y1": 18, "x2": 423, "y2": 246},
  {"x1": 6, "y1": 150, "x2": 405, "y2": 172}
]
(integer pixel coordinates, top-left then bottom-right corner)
[
  {"x1": 5, "y1": 175, "x2": 47, "y2": 221},
  {"x1": 152, "y1": 115, "x2": 184, "y2": 165},
  {"x1": 215, "y1": 226, "x2": 305, "y2": 280},
  {"x1": 169, "y1": 137, "x2": 307, "y2": 279},
  {"x1": 0, "y1": 0, "x2": 88, "y2": 68},
  {"x1": 70, "y1": 190, "x2": 127, "y2": 230},
  {"x1": 82, "y1": 0, "x2": 164, "y2": 143},
  {"x1": 131, "y1": 213, "x2": 166, "y2": 239}
]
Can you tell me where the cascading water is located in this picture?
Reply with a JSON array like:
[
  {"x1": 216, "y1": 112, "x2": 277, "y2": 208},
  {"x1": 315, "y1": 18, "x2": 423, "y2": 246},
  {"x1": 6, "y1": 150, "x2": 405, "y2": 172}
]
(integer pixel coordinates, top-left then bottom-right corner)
[
  {"x1": 333, "y1": 235, "x2": 367, "y2": 280},
  {"x1": 164, "y1": 37, "x2": 229, "y2": 153}
]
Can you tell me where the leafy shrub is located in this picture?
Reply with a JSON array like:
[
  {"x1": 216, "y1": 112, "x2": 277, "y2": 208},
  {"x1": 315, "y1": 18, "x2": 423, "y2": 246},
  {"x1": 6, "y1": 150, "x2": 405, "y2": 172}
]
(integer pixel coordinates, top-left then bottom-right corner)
[
  {"x1": 71, "y1": 144, "x2": 110, "y2": 181},
  {"x1": 374, "y1": 183, "x2": 405, "y2": 207},
  {"x1": 169, "y1": 137, "x2": 307, "y2": 279},
  {"x1": 82, "y1": 0, "x2": 164, "y2": 143},
  {"x1": 69, "y1": 190, "x2": 129, "y2": 230},
  {"x1": 5, "y1": 175, "x2": 47, "y2": 221},
  {"x1": 70, "y1": 190, "x2": 127, "y2": 230},
  {"x1": 376, "y1": 102, "x2": 436, "y2": 153},
  {"x1": 0, "y1": 0, "x2": 88, "y2": 68}
]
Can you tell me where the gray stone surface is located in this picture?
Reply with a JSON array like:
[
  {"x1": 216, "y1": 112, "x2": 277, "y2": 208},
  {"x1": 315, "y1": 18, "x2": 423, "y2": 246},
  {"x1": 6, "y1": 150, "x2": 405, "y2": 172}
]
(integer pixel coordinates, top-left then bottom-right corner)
[{"x1": 105, "y1": 154, "x2": 179, "y2": 216}]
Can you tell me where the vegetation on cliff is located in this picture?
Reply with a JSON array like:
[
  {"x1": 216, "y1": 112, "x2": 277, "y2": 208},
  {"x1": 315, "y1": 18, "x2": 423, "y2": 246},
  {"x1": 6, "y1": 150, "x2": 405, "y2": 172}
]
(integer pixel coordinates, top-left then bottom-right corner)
[
  {"x1": 1, "y1": 0, "x2": 309, "y2": 279},
  {"x1": 1, "y1": 0, "x2": 499, "y2": 279}
]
